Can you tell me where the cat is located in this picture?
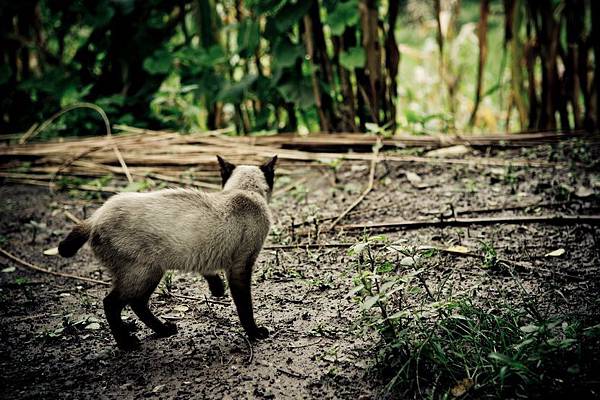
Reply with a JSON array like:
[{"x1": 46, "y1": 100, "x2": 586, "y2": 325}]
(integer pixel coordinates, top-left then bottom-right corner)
[{"x1": 58, "y1": 155, "x2": 277, "y2": 350}]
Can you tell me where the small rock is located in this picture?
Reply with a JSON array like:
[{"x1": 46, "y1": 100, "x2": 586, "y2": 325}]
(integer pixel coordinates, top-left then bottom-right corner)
[
  {"x1": 43, "y1": 247, "x2": 59, "y2": 256},
  {"x1": 152, "y1": 384, "x2": 166, "y2": 393},
  {"x1": 575, "y1": 186, "x2": 594, "y2": 198},
  {"x1": 85, "y1": 322, "x2": 101, "y2": 330},
  {"x1": 425, "y1": 145, "x2": 471, "y2": 158},
  {"x1": 545, "y1": 248, "x2": 565, "y2": 257}
]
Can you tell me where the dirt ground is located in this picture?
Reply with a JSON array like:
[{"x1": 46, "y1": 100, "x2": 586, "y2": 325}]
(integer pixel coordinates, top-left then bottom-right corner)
[{"x1": 1, "y1": 142, "x2": 600, "y2": 399}]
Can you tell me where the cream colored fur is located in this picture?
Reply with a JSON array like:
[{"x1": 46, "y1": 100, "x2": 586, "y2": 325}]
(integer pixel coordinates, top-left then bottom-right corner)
[{"x1": 85, "y1": 165, "x2": 272, "y2": 299}]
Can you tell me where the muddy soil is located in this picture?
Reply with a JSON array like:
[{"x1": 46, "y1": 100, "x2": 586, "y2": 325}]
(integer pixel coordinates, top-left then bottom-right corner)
[{"x1": 1, "y1": 142, "x2": 599, "y2": 399}]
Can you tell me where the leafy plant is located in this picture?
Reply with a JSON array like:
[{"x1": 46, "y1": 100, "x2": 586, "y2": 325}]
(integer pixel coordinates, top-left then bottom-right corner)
[{"x1": 347, "y1": 237, "x2": 600, "y2": 398}]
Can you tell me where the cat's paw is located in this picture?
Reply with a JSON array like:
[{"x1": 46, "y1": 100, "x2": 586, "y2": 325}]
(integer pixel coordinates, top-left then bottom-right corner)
[
  {"x1": 157, "y1": 320, "x2": 178, "y2": 337},
  {"x1": 122, "y1": 320, "x2": 138, "y2": 333},
  {"x1": 248, "y1": 326, "x2": 269, "y2": 340},
  {"x1": 208, "y1": 280, "x2": 225, "y2": 297},
  {"x1": 116, "y1": 334, "x2": 141, "y2": 351}
]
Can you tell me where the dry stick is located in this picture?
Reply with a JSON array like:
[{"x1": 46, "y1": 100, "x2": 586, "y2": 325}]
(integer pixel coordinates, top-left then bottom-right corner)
[
  {"x1": 0, "y1": 247, "x2": 110, "y2": 286},
  {"x1": 17, "y1": 161, "x2": 220, "y2": 191},
  {"x1": 63, "y1": 210, "x2": 82, "y2": 224},
  {"x1": 326, "y1": 142, "x2": 380, "y2": 231},
  {"x1": 263, "y1": 243, "x2": 373, "y2": 250},
  {"x1": 19, "y1": 102, "x2": 133, "y2": 184},
  {"x1": 238, "y1": 331, "x2": 254, "y2": 365},
  {"x1": 255, "y1": 360, "x2": 308, "y2": 380},
  {"x1": 0, "y1": 247, "x2": 229, "y2": 304},
  {"x1": 292, "y1": 200, "x2": 580, "y2": 230},
  {"x1": 168, "y1": 292, "x2": 229, "y2": 306},
  {"x1": 287, "y1": 337, "x2": 323, "y2": 349},
  {"x1": 50, "y1": 145, "x2": 104, "y2": 190},
  {"x1": 339, "y1": 215, "x2": 600, "y2": 232}
]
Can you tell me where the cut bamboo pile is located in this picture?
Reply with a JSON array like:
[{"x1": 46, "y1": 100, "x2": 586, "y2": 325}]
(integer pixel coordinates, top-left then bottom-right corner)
[
  {"x1": 233, "y1": 129, "x2": 599, "y2": 150},
  {"x1": 1, "y1": 125, "x2": 596, "y2": 192}
]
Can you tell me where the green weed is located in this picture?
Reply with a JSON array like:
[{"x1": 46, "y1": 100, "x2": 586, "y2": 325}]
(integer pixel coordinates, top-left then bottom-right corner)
[{"x1": 348, "y1": 237, "x2": 600, "y2": 398}]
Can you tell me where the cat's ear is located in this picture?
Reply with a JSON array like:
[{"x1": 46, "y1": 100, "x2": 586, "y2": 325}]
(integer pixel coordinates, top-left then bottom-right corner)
[
  {"x1": 217, "y1": 155, "x2": 236, "y2": 187},
  {"x1": 260, "y1": 155, "x2": 277, "y2": 190}
]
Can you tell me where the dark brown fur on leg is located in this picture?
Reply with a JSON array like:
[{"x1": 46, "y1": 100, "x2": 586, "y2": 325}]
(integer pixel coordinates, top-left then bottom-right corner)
[
  {"x1": 227, "y1": 260, "x2": 268, "y2": 340},
  {"x1": 204, "y1": 274, "x2": 225, "y2": 297},
  {"x1": 129, "y1": 275, "x2": 177, "y2": 337},
  {"x1": 130, "y1": 298, "x2": 177, "y2": 337},
  {"x1": 103, "y1": 290, "x2": 140, "y2": 351}
]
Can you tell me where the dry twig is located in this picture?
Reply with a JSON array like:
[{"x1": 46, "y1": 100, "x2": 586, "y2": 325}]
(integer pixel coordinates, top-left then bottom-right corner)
[
  {"x1": 339, "y1": 215, "x2": 600, "y2": 232},
  {"x1": 0, "y1": 247, "x2": 109, "y2": 286},
  {"x1": 326, "y1": 140, "x2": 380, "y2": 231}
]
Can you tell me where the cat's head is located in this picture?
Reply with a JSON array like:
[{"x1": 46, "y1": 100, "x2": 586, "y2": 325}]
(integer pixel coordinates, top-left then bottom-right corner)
[{"x1": 217, "y1": 155, "x2": 278, "y2": 201}]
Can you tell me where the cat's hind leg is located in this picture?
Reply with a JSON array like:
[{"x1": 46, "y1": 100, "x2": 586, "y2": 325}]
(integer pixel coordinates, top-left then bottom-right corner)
[
  {"x1": 103, "y1": 289, "x2": 140, "y2": 351},
  {"x1": 129, "y1": 270, "x2": 177, "y2": 338},
  {"x1": 203, "y1": 273, "x2": 225, "y2": 297}
]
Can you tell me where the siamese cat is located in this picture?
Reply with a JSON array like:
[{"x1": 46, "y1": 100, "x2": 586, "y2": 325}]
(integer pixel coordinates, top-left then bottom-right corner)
[{"x1": 58, "y1": 155, "x2": 277, "y2": 350}]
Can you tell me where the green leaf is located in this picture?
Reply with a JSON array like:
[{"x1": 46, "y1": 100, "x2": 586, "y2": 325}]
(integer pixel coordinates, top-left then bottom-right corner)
[
  {"x1": 0, "y1": 64, "x2": 11, "y2": 85},
  {"x1": 238, "y1": 19, "x2": 260, "y2": 57},
  {"x1": 361, "y1": 295, "x2": 379, "y2": 311},
  {"x1": 277, "y1": 79, "x2": 315, "y2": 110},
  {"x1": 489, "y1": 352, "x2": 527, "y2": 370},
  {"x1": 274, "y1": 0, "x2": 312, "y2": 32},
  {"x1": 272, "y1": 40, "x2": 305, "y2": 68},
  {"x1": 143, "y1": 49, "x2": 173, "y2": 75},
  {"x1": 348, "y1": 242, "x2": 367, "y2": 256},
  {"x1": 122, "y1": 181, "x2": 147, "y2": 193},
  {"x1": 519, "y1": 324, "x2": 539, "y2": 333},
  {"x1": 347, "y1": 284, "x2": 365, "y2": 297},
  {"x1": 82, "y1": 0, "x2": 115, "y2": 27},
  {"x1": 379, "y1": 281, "x2": 396, "y2": 293},
  {"x1": 328, "y1": 0, "x2": 359, "y2": 36},
  {"x1": 247, "y1": 0, "x2": 287, "y2": 15},
  {"x1": 339, "y1": 46, "x2": 365, "y2": 69},
  {"x1": 201, "y1": 45, "x2": 227, "y2": 67},
  {"x1": 217, "y1": 74, "x2": 258, "y2": 103}
]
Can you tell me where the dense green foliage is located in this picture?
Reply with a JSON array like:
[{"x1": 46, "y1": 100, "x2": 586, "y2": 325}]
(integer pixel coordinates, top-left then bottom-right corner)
[{"x1": 1, "y1": 0, "x2": 598, "y2": 137}]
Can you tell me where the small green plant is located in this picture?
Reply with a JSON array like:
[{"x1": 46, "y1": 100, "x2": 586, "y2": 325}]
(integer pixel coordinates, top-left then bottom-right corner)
[
  {"x1": 347, "y1": 237, "x2": 600, "y2": 398},
  {"x1": 290, "y1": 184, "x2": 309, "y2": 203},
  {"x1": 305, "y1": 275, "x2": 334, "y2": 291},
  {"x1": 503, "y1": 164, "x2": 519, "y2": 193},
  {"x1": 14, "y1": 276, "x2": 29, "y2": 285},
  {"x1": 479, "y1": 240, "x2": 498, "y2": 269},
  {"x1": 321, "y1": 158, "x2": 343, "y2": 183},
  {"x1": 463, "y1": 178, "x2": 478, "y2": 193},
  {"x1": 159, "y1": 271, "x2": 174, "y2": 296}
]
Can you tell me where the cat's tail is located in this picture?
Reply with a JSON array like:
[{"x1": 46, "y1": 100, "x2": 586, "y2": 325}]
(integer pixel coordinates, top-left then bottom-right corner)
[{"x1": 58, "y1": 222, "x2": 91, "y2": 257}]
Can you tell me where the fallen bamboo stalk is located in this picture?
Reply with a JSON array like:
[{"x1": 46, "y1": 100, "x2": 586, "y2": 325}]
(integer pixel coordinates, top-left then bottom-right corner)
[
  {"x1": 63, "y1": 210, "x2": 82, "y2": 224},
  {"x1": 2, "y1": 127, "x2": 585, "y2": 169},
  {"x1": 113, "y1": 125, "x2": 600, "y2": 148},
  {"x1": 292, "y1": 200, "x2": 581, "y2": 229},
  {"x1": 1, "y1": 170, "x2": 219, "y2": 191},
  {"x1": 338, "y1": 215, "x2": 600, "y2": 232}
]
